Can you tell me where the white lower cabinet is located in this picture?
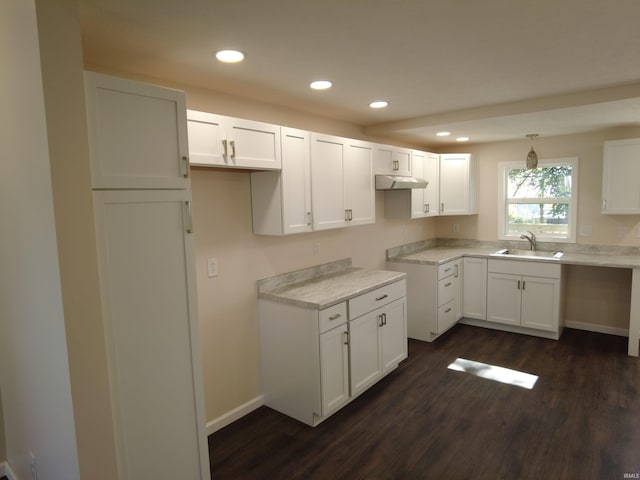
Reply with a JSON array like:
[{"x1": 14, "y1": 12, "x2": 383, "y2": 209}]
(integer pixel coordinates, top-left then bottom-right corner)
[
  {"x1": 259, "y1": 279, "x2": 406, "y2": 426},
  {"x1": 462, "y1": 257, "x2": 487, "y2": 319},
  {"x1": 487, "y1": 259, "x2": 561, "y2": 334},
  {"x1": 386, "y1": 259, "x2": 462, "y2": 342}
]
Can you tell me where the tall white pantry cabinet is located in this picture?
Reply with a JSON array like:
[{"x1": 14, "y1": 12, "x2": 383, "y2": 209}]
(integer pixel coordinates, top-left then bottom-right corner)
[{"x1": 84, "y1": 72, "x2": 210, "y2": 480}]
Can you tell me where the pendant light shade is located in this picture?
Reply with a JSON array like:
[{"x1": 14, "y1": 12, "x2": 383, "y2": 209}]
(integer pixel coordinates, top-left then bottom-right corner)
[{"x1": 526, "y1": 134, "x2": 539, "y2": 169}]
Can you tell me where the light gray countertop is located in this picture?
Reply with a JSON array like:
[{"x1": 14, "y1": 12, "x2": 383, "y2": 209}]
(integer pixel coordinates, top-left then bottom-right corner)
[
  {"x1": 258, "y1": 259, "x2": 406, "y2": 310},
  {"x1": 387, "y1": 246, "x2": 640, "y2": 269}
]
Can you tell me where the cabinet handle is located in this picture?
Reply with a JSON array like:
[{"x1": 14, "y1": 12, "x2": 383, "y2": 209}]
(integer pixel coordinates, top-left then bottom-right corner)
[
  {"x1": 343, "y1": 331, "x2": 349, "y2": 346},
  {"x1": 345, "y1": 210, "x2": 349, "y2": 221},
  {"x1": 517, "y1": 280, "x2": 521, "y2": 290},
  {"x1": 375, "y1": 294, "x2": 389, "y2": 301},
  {"x1": 425, "y1": 204, "x2": 429, "y2": 213},
  {"x1": 306, "y1": 212, "x2": 312, "y2": 226},
  {"x1": 522, "y1": 281, "x2": 526, "y2": 290},
  {"x1": 440, "y1": 203, "x2": 444, "y2": 212},
  {"x1": 329, "y1": 313, "x2": 342, "y2": 321},
  {"x1": 445, "y1": 308, "x2": 452, "y2": 313},
  {"x1": 184, "y1": 201, "x2": 193, "y2": 234},
  {"x1": 445, "y1": 282, "x2": 452, "y2": 287},
  {"x1": 378, "y1": 314, "x2": 384, "y2": 327},
  {"x1": 222, "y1": 139, "x2": 228, "y2": 159},
  {"x1": 182, "y1": 155, "x2": 190, "y2": 178},
  {"x1": 455, "y1": 264, "x2": 459, "y2": 278},
  {"x1": 383, "y1": 313, "x2": 387, "y2": 326},
  {"x1": 230, "y1": 140, "x2": 236, "y2": 159},
  {"x1": 444, "y1": 268, "x2": 452, "y2": 273}
]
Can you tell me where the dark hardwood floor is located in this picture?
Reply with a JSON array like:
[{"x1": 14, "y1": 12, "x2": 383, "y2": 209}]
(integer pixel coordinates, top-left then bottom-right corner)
[{"x1": 209, "y1": 325, "x2": 640, "y2": 479}]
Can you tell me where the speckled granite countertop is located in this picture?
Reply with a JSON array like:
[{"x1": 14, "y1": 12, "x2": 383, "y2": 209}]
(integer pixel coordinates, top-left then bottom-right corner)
[
  {"x1": 386, "y1": 240, "x2": 640, "y2": 269},
  {"x1": 258, "y1": 258, "x2": 406, "y2": 310}
]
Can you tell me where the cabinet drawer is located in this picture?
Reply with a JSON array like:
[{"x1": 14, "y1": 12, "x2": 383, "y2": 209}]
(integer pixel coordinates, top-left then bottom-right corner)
[
  {"x1": 437, "y1": 299, "x2": 458, "y2": 334},
  {"x1": 438, "y1": 276, "x2": 458, "y2": 306},
  {"x1": 349, "y1": 280, "x2": 406, "y2": 319},
  {"x1": 319, "y1": 302, "x2": 347, "y2": 333},
  {"x1": 438, "y1": 260, "x2": 460, "y2": 280},
  {"x1": 488, "y1": 259, "x2": 560, "y2": 278}
]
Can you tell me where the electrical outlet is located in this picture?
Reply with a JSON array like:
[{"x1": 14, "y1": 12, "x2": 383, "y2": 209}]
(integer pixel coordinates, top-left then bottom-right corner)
[
  {"x1": 207, "y1": 257, "x2": 218, "y2": 278},
  {"x1": 453, "y1": 223, "x2": 460, "y2": 233},
  {"x1": 29, "y1": 451, "x2": 38, "y2": 480}
]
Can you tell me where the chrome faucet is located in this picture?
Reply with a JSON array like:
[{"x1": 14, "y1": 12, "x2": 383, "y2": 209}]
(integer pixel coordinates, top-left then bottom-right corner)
[{"x1": 520, "y1": 231, "x2": 537, "y2": 250}]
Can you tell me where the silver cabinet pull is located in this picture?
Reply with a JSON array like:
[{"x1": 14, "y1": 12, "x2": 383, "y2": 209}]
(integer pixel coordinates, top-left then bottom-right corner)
[
  {"x1": 517, "y1": 280, "x2": 521, "y2": 290},
  {"x1": 306, "y1": 212, "x2": 312, "y2": 226},
  {"x1": 378, "y1": 314, "x2": 384, "y2": 327},
  {"x1": 184, "y1": 201, "x2": 193, "y2": 234},
  {"x1": 375, "y1": 294, "x2": 388, "y2": 301},
  {"x1": 444, "y1": 268, "x2": 452, "y2": 273},
  {"x1": 445, "y1": 282, "x2": 452, "y2": 287},
  {"x1": 522, "y1": 281, "x2": 526, "y2": 290},
  {"x1": 455, "y1": 264, "x2": 459, "y2": 278},
  {"x1": 345, "y1": 209, "x2": 349, "y2": 221},
  {"x1": 445, "y1": 308, "x2": 452, "y2": 313},
  {"x1": 222, "y1": 139, "x2": 228, "y2": 159},
  {"x1": 440, "y1": 203, "x2": 444, "y2": 212},
  {"x1": 343, "y1": 331, "x2": 349, "y2": 345},
  {"x1": 182, "y1": 155, "x2": 190, "y2": 178},
  {"x1": 329, "y1": 313, "x2": 341, "y2": 321},
  {"x1": 230, "y1": 139, "x2": 236, "y2": 159},
  {"x1": 382, "y1": 313, "x2": 387, "y2": 325},
  {"x1": 349, "y1": 209, "x2": 353, "y2": 221}
]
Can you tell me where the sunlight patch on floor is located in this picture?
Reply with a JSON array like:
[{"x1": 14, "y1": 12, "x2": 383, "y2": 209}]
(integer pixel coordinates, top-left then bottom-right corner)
[{"x1": 447, "y1": 357, "x2": 538, "y2": 389}]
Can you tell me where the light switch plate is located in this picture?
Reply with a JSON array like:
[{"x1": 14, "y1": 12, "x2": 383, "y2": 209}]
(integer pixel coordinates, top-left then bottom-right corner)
[{"x1": 207, "y1": 257, "x2": 218, "y2": 278}]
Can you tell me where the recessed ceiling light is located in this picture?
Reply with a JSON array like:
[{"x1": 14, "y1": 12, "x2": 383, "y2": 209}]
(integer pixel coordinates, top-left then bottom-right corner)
[
  {"x1": 456, "y1": 136, "x2": 470, "y2": 142},
  {"x1": 436, "y1": 131, "x2": 451, "y2": 137},
  {"x1": 215, "y1": 50, "x2": 245, "y2": 63},
  {"x1": 310, "y1": 80, "x2": 332, "y2": 90},
  {"x1": 369, "y1": 101, "x2": 389, "y2": 109}
]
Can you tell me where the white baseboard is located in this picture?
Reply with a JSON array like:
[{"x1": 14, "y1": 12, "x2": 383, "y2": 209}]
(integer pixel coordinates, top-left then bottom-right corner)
[
  {"x1": 206, "y1": 395, "x2": 264, "y2": 436},
  {"x1": 565, "y1": 320, "x2": 629, "y2": 337},
  {"x1": 1, "y1": 461, "x2": 17, "y2": 480}
]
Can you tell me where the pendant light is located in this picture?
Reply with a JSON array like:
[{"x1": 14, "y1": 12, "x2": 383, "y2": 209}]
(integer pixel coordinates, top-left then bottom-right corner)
[{"x1": 526, "y1": 134, "x2": 539, "y2": 169}]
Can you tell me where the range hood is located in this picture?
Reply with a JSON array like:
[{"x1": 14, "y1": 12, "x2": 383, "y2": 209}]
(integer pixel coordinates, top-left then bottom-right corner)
[{"x1": 375, "y1": 175, "x2": 428, "y2": 190}]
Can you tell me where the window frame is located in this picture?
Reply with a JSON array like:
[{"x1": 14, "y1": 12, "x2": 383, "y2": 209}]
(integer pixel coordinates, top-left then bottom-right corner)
[{"x1": 497, "y1": 157, "x2": 579, "y2": 244}]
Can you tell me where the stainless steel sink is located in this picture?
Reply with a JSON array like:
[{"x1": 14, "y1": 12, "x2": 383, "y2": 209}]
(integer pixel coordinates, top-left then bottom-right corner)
[{"x1": 491, "y1": 248, "x2": 564, "y2": 260}]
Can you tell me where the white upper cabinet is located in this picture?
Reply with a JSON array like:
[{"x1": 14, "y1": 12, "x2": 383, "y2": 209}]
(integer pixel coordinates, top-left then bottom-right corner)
[
  {"x1": 310, "y1": 134, "x2": 375, "y2": 231},
  {"x1": 251, "y1": 127, "x2": 312, "y2": 235},
  {"x1": 439, "y1": 153, "x2": 478, "y2": 215},
  {"x1": 602, "y1": 138, "x2": 640, "y2": 214},
  {"x1": 84, "y1": 72, "x2": 190, "y2": 189},
  {"x1": 374, "y1": 144, "x2": 412, "y2": 176},
  {"x1": 384, "y1": 150, "x2": 440, "y2": 219},
  {"x1": 187, "y1": 109, "x2": 281, "y2": 170}
]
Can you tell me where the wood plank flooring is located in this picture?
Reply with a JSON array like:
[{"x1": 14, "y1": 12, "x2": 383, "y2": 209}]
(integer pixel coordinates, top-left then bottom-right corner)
[{"x1": 209, "y1": 325, "x2": 640, "y2": 479}]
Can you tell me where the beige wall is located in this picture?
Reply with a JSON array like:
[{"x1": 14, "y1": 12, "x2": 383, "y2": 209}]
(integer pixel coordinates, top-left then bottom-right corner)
[{"x1": 35, "y1": 1, "x2": 118, "y2": 478}]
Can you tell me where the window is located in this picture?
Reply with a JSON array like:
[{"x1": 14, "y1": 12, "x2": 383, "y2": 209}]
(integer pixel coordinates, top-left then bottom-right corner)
[{"x1": 498, "y1": 158, "x2": 578, "y2": 243}]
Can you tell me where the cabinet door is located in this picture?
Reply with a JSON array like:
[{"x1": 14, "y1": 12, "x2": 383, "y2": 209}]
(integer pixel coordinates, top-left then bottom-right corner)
[
  {"x1": 602, "y1": 139, "x2": 640, "y2": 214},
  {"x1": 439, "y1": 153, "x2": 476, "y2": 215},
  {"x1": 227, "y1": 117, "x2": 282, "y2": 170},
  {"x1": 319, "y1": 325, "x2": 350, "y2": 416},
  {"x1": 281, "y1": 128, "x2": 312, "y2": 233},
  {"x1": 520, "y1": 276, "x2": 559, "y2": 332},
  {"x1": 345, "y1": 140, "x2": 375, "y2": 226},
  {"x1": 85, "y1": 72, "x2": 189, "y2": 189},
  {"x1": 93, "y1": 189, "x2": 209, "y2": 480},
  {"x1": 380, "y1": 299, "x2": 408, "y2": 374},
  {"x1": 311, "y1": 134, "x2": 347, "y2": 230},
  {"x1": 374, "y1": 144, "x2": 412, "y2": 176},
  {"x1": 463, "y1": 258, "x2": 487, "y2": 319},
  {"x1": 410, "y1": 151, "x2": 428, "y2": 218},
  {"x1": 487, "y1": 272, "x2": 521, "y2": 326},
  {"x1": 423, "y1": 152, "x2": 440, "y2": 217},
  {"x1": 187, "y1": 110, "x2": 227, "y2": 167},
  {"x1": 349, "y1": 311, "x2": 382, "y2": 397}
]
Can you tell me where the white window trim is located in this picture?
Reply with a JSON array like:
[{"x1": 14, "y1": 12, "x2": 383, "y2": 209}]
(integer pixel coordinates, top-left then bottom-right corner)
[{"x1": 497, "y1": 157, "x2": 579, "y2": 244}]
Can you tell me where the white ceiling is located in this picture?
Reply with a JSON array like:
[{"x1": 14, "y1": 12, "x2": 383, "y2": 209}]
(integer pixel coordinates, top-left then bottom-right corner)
[{"x1": 78, "y1": 0, "x2": 640, "y2": 147}]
